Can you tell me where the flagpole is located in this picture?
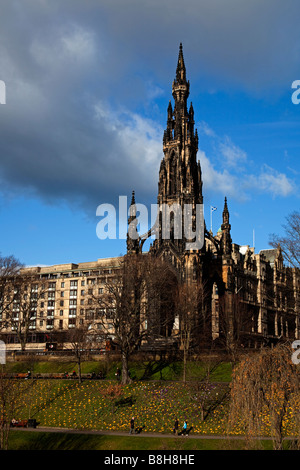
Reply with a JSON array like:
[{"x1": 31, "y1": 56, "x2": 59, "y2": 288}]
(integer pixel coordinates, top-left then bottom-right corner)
[{"x1": 210, "y1": 206, "x2": 217, "y2": 233}]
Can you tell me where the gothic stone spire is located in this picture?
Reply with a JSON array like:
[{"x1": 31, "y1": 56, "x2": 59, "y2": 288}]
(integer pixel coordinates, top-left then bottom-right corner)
[
  {"x1": 159, "y1": 43, "x2": 202, "y2": 206},
  {"x1": 155, "y1": 44, "x2": 204, "y2": 255},
  {"x1": 221, "y1": 197, "x2": 232, "y2": 256},
  {"x1": 127, "y1": 190, "x2": 140, "y2": 254}
]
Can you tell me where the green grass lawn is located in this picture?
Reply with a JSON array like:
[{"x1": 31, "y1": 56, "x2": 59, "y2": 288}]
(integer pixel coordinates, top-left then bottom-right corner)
[
  {"x1": 2, "y1": 359, "x2": 299, "y2": 451},
  {"x1": 10, "y1": 379, "x2": 231, "y2": 434},
  {"x1": 3, "y1": 358, "x2": 233, "y2": 382},
  {"x1": 4, "y1": 378, "x2": 299, "y2": 439},
  {"x1": 9, "y1": 430, "x2": 279, "y2": 450}
]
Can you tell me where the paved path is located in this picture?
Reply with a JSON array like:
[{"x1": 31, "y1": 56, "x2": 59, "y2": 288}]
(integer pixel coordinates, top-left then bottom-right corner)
[
  {"x1": 11, "y1": 426, "x2": 295, "y2": 441},
  {"x1": 11, "y1": 426, "x2": 228, "y2": 438}
]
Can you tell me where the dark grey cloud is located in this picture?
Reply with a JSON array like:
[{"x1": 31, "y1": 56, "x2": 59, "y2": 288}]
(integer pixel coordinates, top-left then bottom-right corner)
[{"x1": 0, "y1": 0, "x2": 299, "y2": 216}]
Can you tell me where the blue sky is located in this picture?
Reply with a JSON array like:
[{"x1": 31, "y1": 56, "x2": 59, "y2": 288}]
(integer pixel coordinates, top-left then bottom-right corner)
[{"x1": 0, "y1": 0, "x2": 299, "y2": 266}]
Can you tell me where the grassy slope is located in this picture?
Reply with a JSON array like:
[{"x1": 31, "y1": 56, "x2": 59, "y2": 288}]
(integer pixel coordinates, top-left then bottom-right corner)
[
  {"x1": 9, "y1": 430, "x2": 277, "y2": 451},
  {"x1": 3, "y1": 360, "x2": 298, "y2": 450},
  {"x1": 4, "y1": 359, "x2": 233, "y2": 381}
]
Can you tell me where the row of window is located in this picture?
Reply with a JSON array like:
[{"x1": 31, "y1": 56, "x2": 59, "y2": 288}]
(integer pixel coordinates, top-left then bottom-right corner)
[
  {"x1": 4, "y1": 307, "x2": 115, "y2": 319},
  {"x1": 31, "y1": 318, "x2": 78, "y2": 329},
  {"x1": 50, "y1": 278, "x2": 111, "y2": 288},
  {"x1": 23, "y1": 280, "x2": 107, "y2": 295},
  {"x1": 18, "y1": 317, "x2": 112, "y2": 330},
  {"x1": 16, "y1": 287, "x2": 104, "y2": 297},
  {"x1": 9, "y1": 288, "x2": 105, "y2": 309}
]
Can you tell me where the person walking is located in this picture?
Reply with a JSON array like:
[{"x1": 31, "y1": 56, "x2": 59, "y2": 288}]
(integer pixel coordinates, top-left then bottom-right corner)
[
  {"x1": 115, "y1": 367, "x2": 121, "y2": 381},
  {"x1": 129, "y1": 416, "x2": 135, "y2": 434},
  {"x1": 182, "y1": 420, "x2": 187, "y2": 436},
  {"x1": 173, "y1": 418, "x2": 179, "y2": 435}
]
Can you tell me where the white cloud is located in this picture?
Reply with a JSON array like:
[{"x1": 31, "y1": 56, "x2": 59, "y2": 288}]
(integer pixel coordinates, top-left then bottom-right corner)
[
  {"x1": 145, "y1": 81, "x2": 165, "y2": 101},
  {"x1": 0, "y1": 0, "x2": 297, "y2": 217},
  {"x1": 199, "y1": 150, "x2": 243, "y2": 199},
  {"x1": 30, "y1": 23, "x2": 97, "y2": 74},
  {"x1": 197, "y1": 124, "x2": 296, "y2": 200},
  {"x1": 93, "y1": 101, "x2": 163, "y2": 195},
  {"x1": 198, "y1": 121, "x2": 216, "y2": 137},
  {"x1": 248, "y1": 165, "x2": 296, "y2": 197},
  {"x1": 219, "y1": 136, "x2": 247, "y2": 168}
]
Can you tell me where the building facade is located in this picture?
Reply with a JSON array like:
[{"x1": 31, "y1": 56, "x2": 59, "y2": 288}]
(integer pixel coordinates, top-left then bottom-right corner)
[
  {"x1": 128, "y1": 44, "x2": 300, "y2": 349},
  {"x1": 0, "y1": 44, "x2": 299, "y2": 351}
]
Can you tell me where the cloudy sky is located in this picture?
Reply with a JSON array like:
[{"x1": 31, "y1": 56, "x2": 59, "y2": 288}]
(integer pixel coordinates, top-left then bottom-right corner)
[{"x1": 0, "y1": 0, "x2": 299, "y2": 266}]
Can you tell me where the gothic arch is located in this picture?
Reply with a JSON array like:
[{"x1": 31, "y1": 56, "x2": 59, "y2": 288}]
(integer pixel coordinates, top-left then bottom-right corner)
[{"x1": 168, "y1": 150, "x2": 178, "y2": 194}]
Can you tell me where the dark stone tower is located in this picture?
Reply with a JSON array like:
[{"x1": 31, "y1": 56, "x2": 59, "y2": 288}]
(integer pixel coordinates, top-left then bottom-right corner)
[
  {"x1": 159, "y1": 43, "x2": 203, "y2": 209},
  {"x1": 126, "y1": 190, "x2": 140, "y2": 255},
  {"x1": 124, "y1": 43, "x2": 300, "y2": 348},
  {"x1": 221, "y1": 197, "x2": 232, "y2": 257},
  {"x1": 152, "y1": 43, "x2": 204, "y2": 280}
]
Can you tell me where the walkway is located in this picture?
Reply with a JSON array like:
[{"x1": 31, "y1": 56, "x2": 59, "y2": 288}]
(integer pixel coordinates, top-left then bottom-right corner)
[{"x1": 11, "y1": 426, "x2": 294, "y2": 441}]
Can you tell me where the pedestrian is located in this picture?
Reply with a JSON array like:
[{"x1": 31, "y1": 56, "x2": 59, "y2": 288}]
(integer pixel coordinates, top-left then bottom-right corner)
[
  {"x1": 182, "y1": 420, "x2": 187, "y2": 436},
  {"x1": 129, "y1": 416, "x2": 135, "y2": 434},
  {"x1": 115, "y1": 367, "x2": 121, "y2": 381},
  {"x1": 173, "y1": 418, "x2": 179, "y2": 435}
]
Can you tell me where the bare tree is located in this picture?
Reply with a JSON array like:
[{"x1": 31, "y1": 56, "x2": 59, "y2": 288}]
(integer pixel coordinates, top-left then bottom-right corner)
[
  {"x1": 269, "y1": 211, "x2": 300, "y2": 268},
  {"x1": 218, "y1": 292, "x2": 254, "y2": 364},
  {"x1": 65, "y1": 325, "x2": 92, "y2": 383},
  {"x1": 1, "y1": 274, "x2": 48, "y2": 350},
  {"x1": 0, "y1": 254, "x2": 23, "y2": 278},
  {"x1": 228, "y1": 343, "x2": 300, "y2": 450},
  {"x1": 174, "y1": 281, "x2": 203, "y2": 382},
  {"x1": 191, "y1": 378, "x2": 229, "y2": 423},
  {"x1": 0, "y1": 369, "x2": 31, "y2": 450},
  {"x1": 175, "y1": 282, "x2": 209, "y2": 382},
  {"x1": 0, "y1": 254, "x2": 23, "y2": 328},
  {"x1": 90, "y1": 254, "x2": 177, "y2": 384}
]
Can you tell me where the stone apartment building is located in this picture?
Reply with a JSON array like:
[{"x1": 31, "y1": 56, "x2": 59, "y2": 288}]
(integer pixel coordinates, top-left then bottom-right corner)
[
  {"x1": 0, "y1": 44, "x2": 299, "y2": 351},
  {"x1": 1, "y1": 257, "x2": 123, "y2": 350}
]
